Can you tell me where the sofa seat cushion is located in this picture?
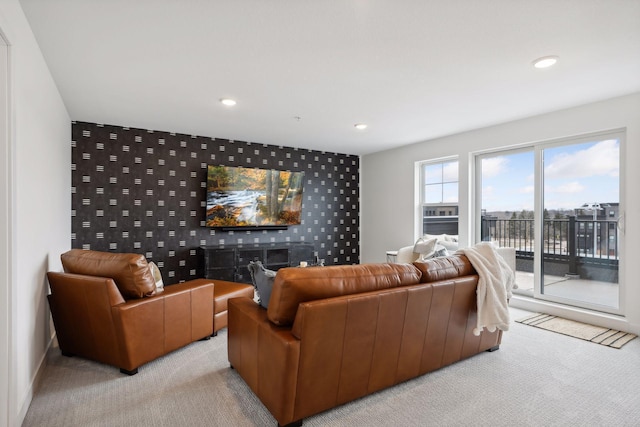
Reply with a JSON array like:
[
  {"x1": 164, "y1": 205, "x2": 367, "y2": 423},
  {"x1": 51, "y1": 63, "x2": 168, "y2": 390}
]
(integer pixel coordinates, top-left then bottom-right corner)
[
  {"x1": 267, "y1": 263, "x2": 422, "y2": 326},
  {"x1": 413, "y1": 254, "x2": 476, "y2": 283},
  {"x1": 61, "y1": 249, "x2": 156, "y2": 299}
]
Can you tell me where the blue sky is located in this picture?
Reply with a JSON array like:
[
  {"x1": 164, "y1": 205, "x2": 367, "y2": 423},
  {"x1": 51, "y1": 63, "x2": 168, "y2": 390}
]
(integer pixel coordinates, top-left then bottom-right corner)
[{"x1": 481, "y1": 139, "x2": 619, "y2": 212}]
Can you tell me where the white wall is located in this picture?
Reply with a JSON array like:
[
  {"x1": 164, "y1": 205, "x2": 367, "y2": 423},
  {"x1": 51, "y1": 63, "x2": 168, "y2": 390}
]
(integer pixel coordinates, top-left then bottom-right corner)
[
  {"x1": 0, "y1": 28, "x2": 11, "y2": 427},
  {"x1": 0, "y1": 1, "x2": 70, "y2": 426},
  {"x1": 361, "y1": 93, "x2": 640, "y2": 333}
]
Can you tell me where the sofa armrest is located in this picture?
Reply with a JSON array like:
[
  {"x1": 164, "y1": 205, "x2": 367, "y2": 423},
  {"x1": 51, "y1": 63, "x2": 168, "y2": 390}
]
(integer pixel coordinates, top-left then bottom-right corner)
[{"x1": 228, "y1": 297, "x2": 301, "y2": 426}]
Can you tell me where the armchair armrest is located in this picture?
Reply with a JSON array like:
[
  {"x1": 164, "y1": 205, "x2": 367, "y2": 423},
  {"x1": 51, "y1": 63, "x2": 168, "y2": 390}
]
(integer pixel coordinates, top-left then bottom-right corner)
[
  {"x1": 46, "y1": 272, "x2": 125, "y2": 367},
  {"x1": 111, "y1": 279, "x2": 214, "y2": 373}
]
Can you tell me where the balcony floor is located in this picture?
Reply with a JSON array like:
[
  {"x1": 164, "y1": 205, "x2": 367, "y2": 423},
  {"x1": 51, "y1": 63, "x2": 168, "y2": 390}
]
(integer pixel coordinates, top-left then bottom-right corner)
[{"x1": 514, "y1": 271, "x2": 619, "y2": 309}]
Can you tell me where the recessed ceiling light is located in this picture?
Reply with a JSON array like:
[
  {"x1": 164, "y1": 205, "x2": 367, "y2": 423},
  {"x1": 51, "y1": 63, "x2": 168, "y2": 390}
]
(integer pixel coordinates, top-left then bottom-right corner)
[
  {"x1": 220, "y1": 98, "x2": 237, "y2": 106},
  {"x1": 532, "y1": 55, "x2": 559, "y2": 69},
  {"x1": 354, "y1": 123, "x2": 368, "y2": 130}
]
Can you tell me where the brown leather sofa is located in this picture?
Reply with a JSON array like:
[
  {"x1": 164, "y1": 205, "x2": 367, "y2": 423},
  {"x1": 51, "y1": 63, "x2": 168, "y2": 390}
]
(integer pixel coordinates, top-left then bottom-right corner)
[
  {"x1": 47, "y1": 249, "x2": 215, "y2": 375},
  {"x1": 228, "y1": 255, "x2": 503, "y2": 426}
]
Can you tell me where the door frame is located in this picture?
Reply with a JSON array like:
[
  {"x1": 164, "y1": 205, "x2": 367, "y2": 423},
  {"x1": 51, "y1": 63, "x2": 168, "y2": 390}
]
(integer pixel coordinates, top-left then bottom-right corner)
[
  {"x1": 0, "y1": 27, "x2": 15, "y2": 427},
  {"x1": 473, "y1": 128, "x2": 625, "y2": 316}
]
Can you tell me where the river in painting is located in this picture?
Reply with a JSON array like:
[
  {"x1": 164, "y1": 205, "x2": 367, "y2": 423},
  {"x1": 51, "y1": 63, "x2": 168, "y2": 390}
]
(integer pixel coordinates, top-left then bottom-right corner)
[{"x1": 207, "y1": 190, "x2": 263, "y2": 225}]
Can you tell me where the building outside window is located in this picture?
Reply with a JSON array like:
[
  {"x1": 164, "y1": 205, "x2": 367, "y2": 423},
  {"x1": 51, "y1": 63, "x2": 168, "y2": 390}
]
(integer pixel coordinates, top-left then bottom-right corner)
[{"x1": 420, "y1": 159, "x2": 459, "y2": 235}]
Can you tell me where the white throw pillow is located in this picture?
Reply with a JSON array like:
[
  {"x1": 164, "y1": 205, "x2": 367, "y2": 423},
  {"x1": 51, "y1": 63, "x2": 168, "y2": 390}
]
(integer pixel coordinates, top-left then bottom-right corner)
[
  {"x1": 148, "y1": 261, "x2": 164, "y2": 293},
  {"x1": 423, "y1": 234, "x2": 459, "y2": 252},
  {"x1": 438, "y1": 240, "x2": 459, "y2": 252},
  {"x1": 413, "y1": 237, "x2": 439, "y2": 260},
  {"x1": 424, "y1": 233, "x2": 447, "y2": 242}
]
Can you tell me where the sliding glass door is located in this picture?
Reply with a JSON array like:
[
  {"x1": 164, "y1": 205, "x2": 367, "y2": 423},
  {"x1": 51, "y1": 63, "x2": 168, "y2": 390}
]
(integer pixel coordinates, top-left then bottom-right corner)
[
  {"x1": 540, "y1": 137, "x2": 621, "y2": 312},
  {"x1": 477, "y1": 148, "x2": 537, "y2": 298},
  {"x1": 477, "y1": 131, "x2": 623, "y2": 315}
]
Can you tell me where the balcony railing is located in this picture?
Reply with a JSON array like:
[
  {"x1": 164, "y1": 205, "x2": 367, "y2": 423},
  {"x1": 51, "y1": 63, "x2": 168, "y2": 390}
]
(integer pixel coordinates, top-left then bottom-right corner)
[
  {"x1": 481, "y1": 216, "x2": 618, "y2": 260},
  {"x1": 480, "y1": 216, "x2": 619, "y2": 283}
]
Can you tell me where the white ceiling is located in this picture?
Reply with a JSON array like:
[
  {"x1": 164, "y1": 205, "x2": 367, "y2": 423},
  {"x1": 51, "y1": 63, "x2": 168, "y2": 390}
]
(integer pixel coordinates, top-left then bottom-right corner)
[{"x1": 19, "y1": 0, "x2": 640, "y2": 155}]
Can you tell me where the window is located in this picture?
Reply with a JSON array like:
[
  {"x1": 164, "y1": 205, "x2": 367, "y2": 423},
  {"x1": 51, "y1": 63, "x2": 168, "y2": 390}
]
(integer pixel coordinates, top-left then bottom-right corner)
[{"x1": 420, "y1": 159, "x2": 458, "y2": 235}]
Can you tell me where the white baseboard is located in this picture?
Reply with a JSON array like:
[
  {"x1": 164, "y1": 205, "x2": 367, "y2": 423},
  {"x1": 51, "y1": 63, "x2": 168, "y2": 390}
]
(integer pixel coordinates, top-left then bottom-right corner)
[{"x1": 16, "y1": 333, "x2": 55, "y2": 426}]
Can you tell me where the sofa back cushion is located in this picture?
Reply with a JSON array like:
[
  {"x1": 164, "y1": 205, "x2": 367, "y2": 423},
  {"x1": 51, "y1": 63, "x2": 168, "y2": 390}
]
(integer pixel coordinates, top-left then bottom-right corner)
[
  {"x1": 413, "y1": 254, "x2": 476, "y2": 283},
  {"x1": 267, "y1": 263, "x2": 422, "y2": 326},
  {"x1": 60, "y1": 249, "x2": 156, "y2": 299}
]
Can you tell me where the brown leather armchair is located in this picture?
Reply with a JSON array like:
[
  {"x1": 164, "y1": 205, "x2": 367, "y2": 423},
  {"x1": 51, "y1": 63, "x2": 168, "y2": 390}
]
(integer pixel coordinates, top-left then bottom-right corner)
[{"x1": 47, "y1": 249, "x2": 214, "y2": 375}]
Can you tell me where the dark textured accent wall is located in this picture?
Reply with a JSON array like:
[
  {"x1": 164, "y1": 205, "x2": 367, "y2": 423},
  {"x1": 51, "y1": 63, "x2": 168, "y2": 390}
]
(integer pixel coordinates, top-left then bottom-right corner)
[{"x1": 71, "y1": 121, "x2": 360, "y2": 283}]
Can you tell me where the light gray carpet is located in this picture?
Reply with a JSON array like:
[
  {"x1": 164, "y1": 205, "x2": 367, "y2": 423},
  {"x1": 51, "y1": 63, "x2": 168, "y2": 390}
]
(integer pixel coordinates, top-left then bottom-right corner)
[{"x1": 23, "y1": 308, "x2": 640, "y2": 426}]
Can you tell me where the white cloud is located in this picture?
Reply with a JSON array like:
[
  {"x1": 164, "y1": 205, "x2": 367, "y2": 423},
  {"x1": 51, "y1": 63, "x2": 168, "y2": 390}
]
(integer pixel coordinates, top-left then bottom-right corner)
[
  {"x1": 442, "y1": 161, "x2": 459, "y2": 182},
  {"x1": 482, "y1": 156, "x2": 509, "y2": 178},
  {"x1": 483, "y1": 185, "x2": 495, "y2": 199},
  {"x1": 552, "y1": 181, "x2": 585, "y2": 194},
  {"x1": 519, "y1": 185, "x2": 534, "y2": 194},
  {"x1": 544, "y1": 139, "x2": 619, "y2": 180}
]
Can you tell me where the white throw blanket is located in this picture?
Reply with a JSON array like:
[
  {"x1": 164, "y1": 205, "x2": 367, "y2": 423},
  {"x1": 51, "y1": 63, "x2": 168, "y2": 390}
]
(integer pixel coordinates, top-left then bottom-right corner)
[{"x1": 458, "y1": 243, "x2": 515, "y2": 336}]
